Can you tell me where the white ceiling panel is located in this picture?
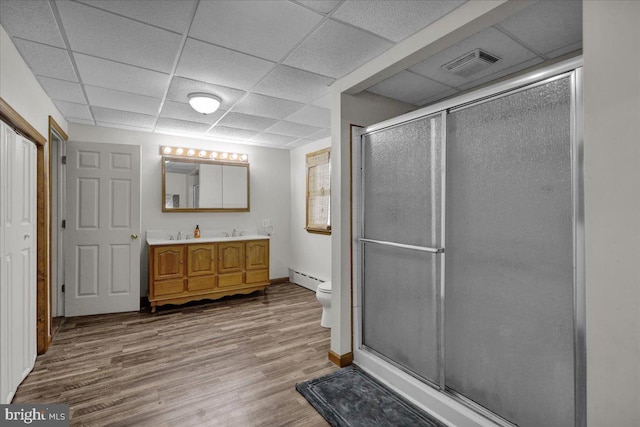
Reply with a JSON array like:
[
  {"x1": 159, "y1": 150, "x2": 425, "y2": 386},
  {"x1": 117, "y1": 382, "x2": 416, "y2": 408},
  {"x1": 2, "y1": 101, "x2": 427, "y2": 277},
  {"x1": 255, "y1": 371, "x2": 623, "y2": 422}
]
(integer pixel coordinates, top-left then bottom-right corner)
[
  {"x1": 368, "y1": 70, "x2": 453, "y2": 105},
  {"x1": 96, "y1": 121, "x2": 153, "y2": 133},
  {"x1": 165, "y1": 77, "x2": 245, "y2": 109},
  {"x1": 160, "y1": 101, "x2": 226, "y2": 125},
  {"x1": 285, "y1": 105, "x2": 331, "y2": 128},
  {"x1": 546, "y1": 41, "x2": 582, "y2": 60},
  {"x1": 253, "y1": 65, "x2": 334, "y2": 104},
  {"x1": 294, "y1": 0, "x2": 342, "y2": 14},
  {"x1": 415, "y1": 88, "x2": 459, "y2": 107},
  {"x1": 457, "y1": 57, "x2": 544, "y2": 92},
  {"x1": 497, "y1": 1, "x2": 582, "y2": 56},
  {"x1": 250, "y1": 132, "x2": 298, "y2": 146},
  {"x1": 333, "y1": 0, "x2": 466, "y2": 43},
  {"x1": 232, "y1": 94, "x2": 305, "y2": 120},
  {"x1": 91, "y1": 106, "x2": 156, "y2": 128},
  {"x1": 67, "y1": 117, "x2": 95, "y2": 125},
  {"x1": 216, "y1": 113, "x2": 279, "y2": 132},
  {"x1": 85, "y1": 86, "x2": 161, "y2": 115},
  {"x1": 176, "y1": 38, "x2": 275, "y2": 91},
  {"x1": 0, "y1": 0, "x2": 65, "y2": 47},
  {"x1": 189, "y1": 1, "x2": 322, "y2": 62},
  {"x1": 207, "y1": 126, "x2": 259, "y2": 141},
  {"x1": 409, "y1": 27, "x2": 538, "y2": 88},
  {"x1": 54, "y1": 101, "x2": 93, "y2": 121},
  {"x1": 284, "y1": 19, "x2": 392, "y2": 79},
  {"x1": 75, "y1": 54, "x2": 170, "y2": 99},
  {"x1": 311, "y1": 93, "x2": 332, "y2": 109},
  {"x1": 37, "y1": 76, "x2": 86, "y2": 104},
  {"x1": 286, "y1": 138, "x2": 314, "y2": 148},
  {"x1": 264, "y1": 120, "x2": 323, "y2": 138},
  {"x1": 13, "y1": 39, "x2": 78, "y2": 82},
  {"x1": 156, "y1": 118, "x2": 210, "y2": 135},
  {"x1": 56, "y1": 0, "x2": 181, "y2": 73},
  {"x1": 77, "y1": 0, "x2": 196, "y2": 34},
  {"x1": 306, "y1": 128, "x2": 331, "y2": 140}
]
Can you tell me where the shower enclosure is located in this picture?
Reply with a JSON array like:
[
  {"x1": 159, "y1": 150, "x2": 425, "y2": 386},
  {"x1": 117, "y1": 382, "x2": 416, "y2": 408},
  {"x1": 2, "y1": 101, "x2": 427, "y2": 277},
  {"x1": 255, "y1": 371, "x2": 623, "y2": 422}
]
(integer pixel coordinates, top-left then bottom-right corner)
[{"x1": 354, "y1": 58, "x2": 584, "y2": 427}]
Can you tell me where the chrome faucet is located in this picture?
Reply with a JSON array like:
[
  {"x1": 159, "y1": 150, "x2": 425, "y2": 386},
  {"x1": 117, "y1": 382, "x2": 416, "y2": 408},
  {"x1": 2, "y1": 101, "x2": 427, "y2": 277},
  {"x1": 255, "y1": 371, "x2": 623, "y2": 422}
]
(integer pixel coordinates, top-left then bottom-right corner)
[
  {"x1": 177, "y1": 231, "x2": 182, "y2": 240},
  {"x1": 232, "y1": 228, "x2": 238, "y2": 237}
]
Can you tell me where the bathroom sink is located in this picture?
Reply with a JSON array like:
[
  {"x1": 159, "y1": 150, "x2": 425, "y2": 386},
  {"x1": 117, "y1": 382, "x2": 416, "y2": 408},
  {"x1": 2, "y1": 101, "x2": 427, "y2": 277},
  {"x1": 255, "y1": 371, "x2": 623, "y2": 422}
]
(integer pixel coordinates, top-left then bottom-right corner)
[{"x1": 147, "y1": 235, "x2": 269, "y2": 246}]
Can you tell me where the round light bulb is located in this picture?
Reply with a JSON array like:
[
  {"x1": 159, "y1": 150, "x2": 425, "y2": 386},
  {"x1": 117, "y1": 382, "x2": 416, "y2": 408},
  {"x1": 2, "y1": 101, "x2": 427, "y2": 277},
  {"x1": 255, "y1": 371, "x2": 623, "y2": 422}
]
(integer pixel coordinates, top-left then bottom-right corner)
[
  {"x1": 163, "y1": 147, "x2": 172, "y2": 154},
  {"x1": 210, "y1": 152, "x2": 218, "y2": 159},
  {"x1": 230, "y1": 153, "x2": 238, "y2": 160},
  {"x1": 199, "y1": 150, "x2": 207, "y2": 157},
  {"x1": 240, "y1": 154, "x2": 248, "y2": 161},
  {"x1": 220, "y1": 152, "x2": 229, "y2": 159},
  {"x1": 187, "y1": 149, "x2": 195, "y2": 156},
  {"x1": 176, "y1": 148, "x2": 184, "y2": 155}
]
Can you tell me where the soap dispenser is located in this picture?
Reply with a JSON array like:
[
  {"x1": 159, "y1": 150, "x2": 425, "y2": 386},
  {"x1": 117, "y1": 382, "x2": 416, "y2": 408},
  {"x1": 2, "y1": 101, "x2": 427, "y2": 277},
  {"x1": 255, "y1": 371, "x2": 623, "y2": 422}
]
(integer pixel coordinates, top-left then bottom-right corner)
[{"x1": 194, "y1": 224, "x2": 201, "y2": 239}]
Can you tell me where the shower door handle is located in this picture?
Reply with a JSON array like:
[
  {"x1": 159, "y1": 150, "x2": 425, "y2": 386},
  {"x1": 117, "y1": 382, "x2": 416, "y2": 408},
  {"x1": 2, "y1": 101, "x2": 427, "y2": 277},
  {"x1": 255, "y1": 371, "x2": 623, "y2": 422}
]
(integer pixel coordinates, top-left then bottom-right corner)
[{"x1": 359, "y1": 238, "x2": 444, "y2": 253}]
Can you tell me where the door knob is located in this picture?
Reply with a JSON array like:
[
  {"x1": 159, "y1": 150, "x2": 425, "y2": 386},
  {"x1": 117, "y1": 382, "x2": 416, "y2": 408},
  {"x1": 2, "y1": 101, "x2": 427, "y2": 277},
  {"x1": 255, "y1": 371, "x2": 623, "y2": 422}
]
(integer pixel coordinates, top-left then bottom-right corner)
[{"x1": 130, "y1": 233, "x2": 139, "y2": 239}]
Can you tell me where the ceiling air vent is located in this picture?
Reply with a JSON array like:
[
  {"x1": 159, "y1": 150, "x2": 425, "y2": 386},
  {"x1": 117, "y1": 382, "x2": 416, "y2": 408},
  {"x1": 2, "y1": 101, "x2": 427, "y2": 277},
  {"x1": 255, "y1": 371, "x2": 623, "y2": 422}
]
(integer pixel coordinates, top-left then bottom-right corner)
[{"x1": 442, "y1": 49, "x2": 500, "y2": 78}]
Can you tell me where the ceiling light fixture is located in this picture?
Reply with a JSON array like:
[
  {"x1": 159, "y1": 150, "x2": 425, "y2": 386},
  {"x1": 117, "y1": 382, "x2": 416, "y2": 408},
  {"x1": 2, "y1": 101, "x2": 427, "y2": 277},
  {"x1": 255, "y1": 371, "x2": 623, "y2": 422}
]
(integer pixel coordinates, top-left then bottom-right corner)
[{"x1": 188, "y1": 93, "x2": 221, "y2": 114}]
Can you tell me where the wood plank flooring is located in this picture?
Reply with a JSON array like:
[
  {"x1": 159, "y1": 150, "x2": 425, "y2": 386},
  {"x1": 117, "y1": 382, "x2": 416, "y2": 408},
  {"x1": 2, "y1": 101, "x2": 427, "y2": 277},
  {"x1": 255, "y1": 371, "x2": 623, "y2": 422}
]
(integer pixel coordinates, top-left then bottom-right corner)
[{"x1": 13, "y1": 283, "x2": 338, "y2": 426}]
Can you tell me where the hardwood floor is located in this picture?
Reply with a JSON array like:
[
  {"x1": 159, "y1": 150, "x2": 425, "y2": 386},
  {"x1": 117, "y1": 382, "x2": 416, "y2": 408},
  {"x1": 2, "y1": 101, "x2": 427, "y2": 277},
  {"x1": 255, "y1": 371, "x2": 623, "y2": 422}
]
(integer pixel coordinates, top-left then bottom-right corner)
[{"x1": 14, "y1": 283, "x2": 338, "y2": 426}]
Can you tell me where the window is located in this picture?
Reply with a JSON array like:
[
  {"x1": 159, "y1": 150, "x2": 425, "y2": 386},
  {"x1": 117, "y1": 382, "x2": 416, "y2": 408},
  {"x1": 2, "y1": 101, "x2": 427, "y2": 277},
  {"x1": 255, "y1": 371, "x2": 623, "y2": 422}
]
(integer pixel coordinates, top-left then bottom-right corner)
[{"x1": 306, "y1": 147, "x2": 331, "y2": 234}]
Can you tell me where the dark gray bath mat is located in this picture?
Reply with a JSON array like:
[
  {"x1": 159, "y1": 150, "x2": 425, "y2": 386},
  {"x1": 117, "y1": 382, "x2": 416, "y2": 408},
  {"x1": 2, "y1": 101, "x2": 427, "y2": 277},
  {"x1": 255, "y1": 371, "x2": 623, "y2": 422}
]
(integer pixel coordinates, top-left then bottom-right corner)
[{"x1": 296, "y1": 365, "x2": 448, "y2": 427}]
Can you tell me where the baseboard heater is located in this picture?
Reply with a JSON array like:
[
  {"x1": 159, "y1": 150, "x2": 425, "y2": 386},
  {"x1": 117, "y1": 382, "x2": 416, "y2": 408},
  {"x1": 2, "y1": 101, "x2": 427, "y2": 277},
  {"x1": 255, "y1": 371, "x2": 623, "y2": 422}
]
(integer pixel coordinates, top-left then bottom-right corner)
[{"x1": 289, "y1": 268, "x2": 325, "y2": 291}]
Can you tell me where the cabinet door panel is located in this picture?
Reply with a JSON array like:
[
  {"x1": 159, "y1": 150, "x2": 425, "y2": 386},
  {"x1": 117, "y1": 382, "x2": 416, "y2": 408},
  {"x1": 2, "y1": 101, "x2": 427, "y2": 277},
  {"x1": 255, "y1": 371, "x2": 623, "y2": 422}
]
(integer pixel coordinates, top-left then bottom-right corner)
[
  {"x1": 153, "y1": 246, "x2": 184, "y2": 280},
  {"x1": 218, "y1": 242, "x2": 244, "y2": 273},
  {"x1": 188, "y1": 244, "x2": 216, "y2": 277},
  {"x1": 187, "y1": 276, "x2": 217, "y2": 292},
  {"x1": 246, "y1": 270, "x2": 269, "y2": 285},
  {"x1": 246, "y1": 240, "x2": 269, "y2": 270},
  {"x1": 153, "y1": 279, "x2": 184, "y2": 297},
  {"x1": 218, "y1": 273, "x2": 243, "y2": 288}
]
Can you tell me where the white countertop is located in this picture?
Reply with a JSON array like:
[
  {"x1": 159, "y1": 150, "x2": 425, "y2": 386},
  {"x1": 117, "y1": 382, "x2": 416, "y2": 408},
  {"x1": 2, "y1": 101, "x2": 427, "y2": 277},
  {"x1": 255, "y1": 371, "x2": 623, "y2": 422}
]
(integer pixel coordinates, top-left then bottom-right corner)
[{"x1": 147, "y1": 234, "x2": 269, "y2": 246}]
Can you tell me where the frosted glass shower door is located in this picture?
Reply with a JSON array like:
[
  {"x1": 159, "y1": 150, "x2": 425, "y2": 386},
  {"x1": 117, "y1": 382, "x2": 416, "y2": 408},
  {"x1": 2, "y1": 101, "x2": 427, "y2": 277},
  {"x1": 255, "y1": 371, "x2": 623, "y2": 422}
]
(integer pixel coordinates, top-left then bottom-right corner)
[
  {"x1": 444, "y1": 76, "x2": 575, "y2": 427},
  {"x1": 361, "y1": 114, "x2": 443, "y2": 385}
]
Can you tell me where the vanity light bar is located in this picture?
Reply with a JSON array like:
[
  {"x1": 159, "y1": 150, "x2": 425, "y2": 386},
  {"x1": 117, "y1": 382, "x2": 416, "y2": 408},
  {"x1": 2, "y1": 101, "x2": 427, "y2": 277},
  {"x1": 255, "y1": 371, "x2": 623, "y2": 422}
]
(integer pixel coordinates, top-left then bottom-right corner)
[{"x1": 161, "y1": 146, "x2": 248, "y2": 162}]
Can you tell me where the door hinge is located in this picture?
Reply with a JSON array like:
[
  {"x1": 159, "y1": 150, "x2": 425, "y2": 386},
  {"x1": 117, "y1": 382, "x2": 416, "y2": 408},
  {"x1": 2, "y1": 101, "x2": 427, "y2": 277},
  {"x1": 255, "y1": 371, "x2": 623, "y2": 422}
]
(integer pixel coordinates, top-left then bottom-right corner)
[
  {"x1": 61, "y1": 219, "x2": 66, "y2": 228},
  {"x1": 61, "y1": 284, "x2": 65, "y2": 293},
  {"x1": 61, "y1": 155, "x2": 67, "y2": 164}
]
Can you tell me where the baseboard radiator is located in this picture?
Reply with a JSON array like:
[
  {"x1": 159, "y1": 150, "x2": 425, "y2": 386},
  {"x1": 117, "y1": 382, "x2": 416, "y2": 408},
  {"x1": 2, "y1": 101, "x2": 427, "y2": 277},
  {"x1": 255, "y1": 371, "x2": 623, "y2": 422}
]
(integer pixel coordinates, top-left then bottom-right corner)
[{"x1": 289, "y1": 268, "x2": 325, "y2": 291}]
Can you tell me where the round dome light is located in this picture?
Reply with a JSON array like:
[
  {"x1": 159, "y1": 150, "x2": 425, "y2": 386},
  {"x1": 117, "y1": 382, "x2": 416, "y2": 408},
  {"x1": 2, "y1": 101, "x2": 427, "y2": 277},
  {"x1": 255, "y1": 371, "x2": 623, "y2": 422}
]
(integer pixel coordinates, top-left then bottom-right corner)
[{"x1": 188, "y1": 93, "x2": 222, "y2": 115}]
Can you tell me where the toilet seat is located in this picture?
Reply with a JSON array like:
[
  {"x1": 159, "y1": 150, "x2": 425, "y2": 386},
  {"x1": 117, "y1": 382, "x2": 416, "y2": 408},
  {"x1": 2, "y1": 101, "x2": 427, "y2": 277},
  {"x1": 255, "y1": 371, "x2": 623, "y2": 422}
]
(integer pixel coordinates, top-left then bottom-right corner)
[{"x1": 317, "y1": 281, "x2": 331, "y2": 293}]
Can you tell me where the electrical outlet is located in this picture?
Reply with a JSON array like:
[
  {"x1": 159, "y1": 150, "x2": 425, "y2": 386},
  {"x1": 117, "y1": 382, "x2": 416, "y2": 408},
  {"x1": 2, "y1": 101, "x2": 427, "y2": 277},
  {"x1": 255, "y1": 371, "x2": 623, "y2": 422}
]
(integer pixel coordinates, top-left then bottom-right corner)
[{"x1": 262, "y1": 219, "x2": 271, "y2": 227}]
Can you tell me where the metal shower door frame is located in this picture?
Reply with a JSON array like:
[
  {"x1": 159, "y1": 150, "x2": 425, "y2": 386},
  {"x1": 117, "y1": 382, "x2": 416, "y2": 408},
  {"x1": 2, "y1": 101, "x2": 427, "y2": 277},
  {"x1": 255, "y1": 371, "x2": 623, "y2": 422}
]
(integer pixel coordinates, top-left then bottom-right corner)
[{"x1": 353, "y1": 56, "x2": 585, "y2": 427}]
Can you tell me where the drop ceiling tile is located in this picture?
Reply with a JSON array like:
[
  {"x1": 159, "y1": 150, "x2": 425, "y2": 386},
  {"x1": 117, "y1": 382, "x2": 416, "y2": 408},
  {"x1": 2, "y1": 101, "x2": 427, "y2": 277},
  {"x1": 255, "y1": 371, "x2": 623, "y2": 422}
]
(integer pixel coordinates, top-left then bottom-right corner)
[
  {"x1": 409, "y1": 27, "x2": 539, "y2": 88},
  {"x1": 216, "y1": 113, "x2": 278, "y2": 132},
  {"x1": 415, "y1": 88, "x2": 459, "y2": 107},
  {"x1": 457, "y1": 57, "x2": 544, "y2": 91},
  {"x1": 96, "y1": 122, "x2": 153, "y2": 133},
  {"x1": 91, "y1": 107, "x2": 156, "y2": 128},
  {"x1": 176, "y1": 38, "x2": 275, "y2": 91},
  {"x1": 75, "y1": 53, "x2": 169, "y2": 99},
  {"x1": 67, "y1": 117, "x2": 95, "y2": 125},
  {"x1": 13, "y1": 39, "x2": 78, "y2": 82},
  {"x1": 85, "y1": 86, "x2": 161, "y2": 115},
  {"x1": 232, "y1": 93, "x2": 305, "y2": 120},
  {"x1": 253, "y1": 65, "x2": 334, "y2": 103},
  {"x1": 160, "y1": 101, "x2": 226, "y2": 125},
  {"x1": 294, "y1": 0, "x2": 342, "y2": 14},
  {"x1": 284, "y1": 19, "x2": 392, "y2": 79},
  {"x1": 54, "y1": 101, "x2": 93, "y2": 121},
  {"x1": 156, "y1": 118, "x2": 210, "y2": 135},
  {"x1": 311, "y1": 93, "x2": 332, "y2": 109},
  {"x1": 190, "y1": 1, "x2": 322, "y2": 62},
  {"x1": 56, "y1": 0, "x2": 181, "y2": 73},
  {"x1": 306, "y1": 128, "x2": 331, "y2": 140},
  {"x1": 76, "y1": 0, "x2": 196, "y2": 33},
  {"x1": 333, "y1": 0, "x2": 466, "y2": 43},
  {"x1": 497, "y1": 1, "x2": 582, "y2": 56},
  {"x1": 250, "y1": 132, "x2": 298, "y2": 145},
  {"x1": 368, "y1": 70, "x2": 453, "y2": 105},
  {"x1": 286, "y1": 138, "x2": 314, "y2": 148},
  {"x1": 285, "y1": 105, "x2": 330, "y2": 128},
  {"x1": 37, "y1": 76, "x2": 86, "y2": 104},
  {"x1": 166, "y1": 77, "x2": 245, "y2": 109},
  {"x1": 546, "y1": 41, "x2": 582, "y2": 59},
  {"x1": 264, "y1": 121, "x2": 322, "y2": 138},
  {"x1": 206, "y1": 126, "x2": 259, "y2": 141},
  {"x1": 0, "y1": 0, "x2": 65, "y2": 47}
]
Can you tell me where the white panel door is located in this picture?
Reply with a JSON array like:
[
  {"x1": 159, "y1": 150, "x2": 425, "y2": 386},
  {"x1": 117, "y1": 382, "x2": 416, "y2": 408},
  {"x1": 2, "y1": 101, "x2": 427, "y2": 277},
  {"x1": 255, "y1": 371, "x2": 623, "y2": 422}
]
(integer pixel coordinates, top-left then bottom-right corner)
[
  {"x1": 65, "y1": 141, "x2": 141, "y2": 316},
  {"x1": 0, "y1": 122, "x2": 37, "y2": 403}
]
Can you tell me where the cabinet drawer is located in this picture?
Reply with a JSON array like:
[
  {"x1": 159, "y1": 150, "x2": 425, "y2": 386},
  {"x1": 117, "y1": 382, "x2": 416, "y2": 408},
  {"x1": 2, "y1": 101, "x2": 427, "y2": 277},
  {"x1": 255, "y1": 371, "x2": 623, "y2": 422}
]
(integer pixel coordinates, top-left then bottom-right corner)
[
  {"x1": 218, "y1": 273, "x2": 243, "y2": 288},
  {"x1": 188, "y1": 276, "x2": 217, "y2": 292},
  {"x1": 245, "y1": 270, "x2": 269, "y2": 285},
  {"x1": 153, "y1": 279, "x2": 184, "y2": 296}
]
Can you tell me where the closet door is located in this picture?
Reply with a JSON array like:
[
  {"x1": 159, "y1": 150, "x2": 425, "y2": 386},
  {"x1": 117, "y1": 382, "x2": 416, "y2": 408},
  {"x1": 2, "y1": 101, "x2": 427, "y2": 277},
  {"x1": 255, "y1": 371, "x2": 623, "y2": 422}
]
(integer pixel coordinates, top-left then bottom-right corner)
[
  {"x1": 0, "y1": 122, "x2": 37, "y2": 403},
  {"x1": 361, "y1": 114, "x2": 443, "y2": 385},
  {"x1": 444, "y1": 76, "x2": 574, "y2": 426}
]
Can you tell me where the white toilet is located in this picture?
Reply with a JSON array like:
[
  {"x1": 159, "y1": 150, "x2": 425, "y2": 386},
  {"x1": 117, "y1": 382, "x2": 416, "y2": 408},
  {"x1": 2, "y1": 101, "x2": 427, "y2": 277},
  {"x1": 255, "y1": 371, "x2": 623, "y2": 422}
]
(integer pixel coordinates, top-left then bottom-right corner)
[{"x1": 315, "y1": 281, "x2": 332, "y2": 328}]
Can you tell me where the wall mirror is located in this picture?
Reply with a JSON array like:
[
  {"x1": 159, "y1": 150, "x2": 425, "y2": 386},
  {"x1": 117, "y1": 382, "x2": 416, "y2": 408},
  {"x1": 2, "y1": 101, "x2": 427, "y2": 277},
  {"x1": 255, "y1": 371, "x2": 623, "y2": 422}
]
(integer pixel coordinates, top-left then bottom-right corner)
[{"x1": 162, "y1": 156, "x2": 250, "y2": 212}]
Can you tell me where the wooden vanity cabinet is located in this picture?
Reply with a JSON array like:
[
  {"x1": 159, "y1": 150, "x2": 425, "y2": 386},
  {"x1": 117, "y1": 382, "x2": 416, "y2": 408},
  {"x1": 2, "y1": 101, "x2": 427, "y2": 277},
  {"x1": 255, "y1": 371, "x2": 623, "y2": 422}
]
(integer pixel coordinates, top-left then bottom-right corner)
[{"x1": 148, "y1": 239, "x2": 269, "y2": 312}]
